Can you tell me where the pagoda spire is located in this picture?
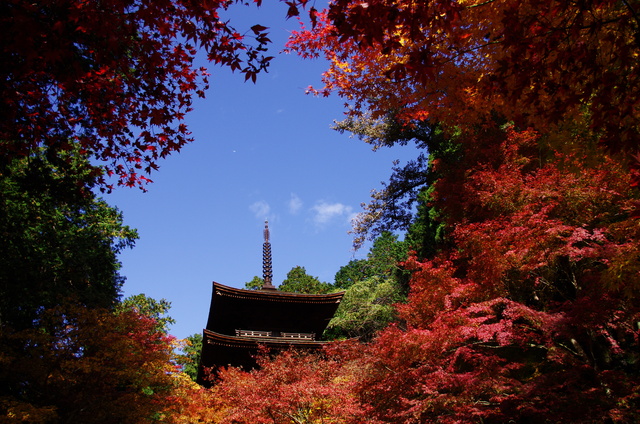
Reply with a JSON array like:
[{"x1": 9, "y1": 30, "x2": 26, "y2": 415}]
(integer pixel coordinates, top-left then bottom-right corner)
[{"x1": 262, "y1": 220, "x2": 276, "y2": 290}]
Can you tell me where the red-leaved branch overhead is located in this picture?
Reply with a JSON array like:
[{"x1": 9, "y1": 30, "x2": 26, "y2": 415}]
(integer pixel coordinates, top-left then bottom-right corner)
[
  {"x1": 287, "y1": 0, "x2": 639, "y2": 153},
  {"x1": 0, "y1": 0, "x2": 274, "y2": 190}
]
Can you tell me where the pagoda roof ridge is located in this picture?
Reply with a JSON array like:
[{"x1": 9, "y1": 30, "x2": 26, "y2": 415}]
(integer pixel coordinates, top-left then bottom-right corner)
[{"x1": 212, "y1": 281, "x2": 344, "y2": 303}]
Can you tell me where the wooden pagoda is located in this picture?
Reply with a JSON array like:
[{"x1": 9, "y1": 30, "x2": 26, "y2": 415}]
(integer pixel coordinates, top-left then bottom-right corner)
[{"x1": 197, "y1": 221, "x2": 343, "y2": 384}]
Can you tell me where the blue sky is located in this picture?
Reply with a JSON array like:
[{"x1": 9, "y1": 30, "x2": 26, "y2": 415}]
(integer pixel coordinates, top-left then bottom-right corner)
[{"x1": 104, "y1": 2, "x2": 420, "y2": 340}]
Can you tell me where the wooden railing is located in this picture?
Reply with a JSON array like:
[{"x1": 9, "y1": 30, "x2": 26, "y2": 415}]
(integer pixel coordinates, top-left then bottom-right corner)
[
  {"x1": 235, "y1": 329, "x2": 316, "y2": 341},
  {"x1": 235, "y1": 329, "x2": 272, "y2": 338},
  {"x1": 280, "y1": 332, "x2": 315, "y2": 340}
]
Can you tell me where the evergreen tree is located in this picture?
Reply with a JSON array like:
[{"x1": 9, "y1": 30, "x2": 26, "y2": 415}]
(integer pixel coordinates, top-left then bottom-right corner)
[
  {"x1": 116, "y1": 293, "x2": 175, "y2": 334},
  {"x1": 0, "y1": 150, "x2": 137, "y2": 329},
  {"x1": 176, "y1": 333, "x2": 203, "y2": 382},
  {"x1": 279, "y1": 266, "x2": 332, "y2": 294},
  {"x1": 243, "y1": 276, "x2": 265, "y2": 290}
]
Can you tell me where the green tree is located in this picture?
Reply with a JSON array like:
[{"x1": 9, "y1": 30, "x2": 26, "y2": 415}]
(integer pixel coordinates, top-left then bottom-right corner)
[
  {"x1": 334, "y1": 231, "x2": 410, "y2": 290},
  {"x1": 367, "y1": 232, "x2": 410, "y2": 281},
  {"x1": 176, "y1": 333, "x2": 203, "y2": 382},
  {"x1": 338, "y1": 114, "x2": 461, "y2": 260},
  {"x1": 336, "y1": 115, "x2": 435, "y2": 250},
  {"x1": 325, "y1": 276, "x2": 403, "y2": 341},
  {"x1": 116, "y1": 293, "x2": 175, "y2": 334},
  {"x1": 401, "y1": 127, "x2": 465, "y2": 260},
  {"x1": 333, "y1": 259, "x2": 369, "y2": 290},
  {"x1": 279, "y1": 266, "x2": 332, "y2": 294},
  {"x1": 243, "y1": 276, "x2": 265, "y2": 290},
  {"x1": 404, "y1": 186, "x2": 446, "y2": 260},
  {"x1": 331, "y1": 232, "x2": 410, "y2": 340},
  {"x1": 0, "y1": 151, "x2": 137, "y2": 329}
]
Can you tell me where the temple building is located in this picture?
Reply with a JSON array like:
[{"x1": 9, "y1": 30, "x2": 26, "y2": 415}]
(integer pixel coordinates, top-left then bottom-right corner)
[{"x1": 197, "y1": 221, "x2": 344, "y2": 384}]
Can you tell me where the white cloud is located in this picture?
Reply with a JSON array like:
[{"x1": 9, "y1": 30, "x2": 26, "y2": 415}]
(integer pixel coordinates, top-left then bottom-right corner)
[
  {"x1": 311, "y1": 201, "x2": 353, "y2": 225},
  {"x1": 288, "y1": 193, "x2": 303, "y2": 215},
  {"x1": 249, "y1": 200, "x2": 271, "y2": 219}
]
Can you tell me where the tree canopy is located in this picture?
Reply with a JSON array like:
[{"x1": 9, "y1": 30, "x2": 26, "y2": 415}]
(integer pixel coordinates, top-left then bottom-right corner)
[
  {"x1": 288, "y1": 0, "x2": 639, "y2": 152},
  {"x1": 275, "y1": 1, "x2": 640, "y2": 421},
  {"x1": 279, "y1": 265, "x2": 333, "y2": 294},
  {"x1": 346, "y1": 125, "x2": 640, "y2": 422},
  {"x1": 117, "y1": 293, "x2": 176, "y2": 334},
  {"x1": 325, "y1": 276, "x2": 402, "y2": 341},
  {"x1": 243, "y1": 276, "x2": 265, "y2": 290},
  {"x1": 176, "y1": 333, "x2": 203, "y2": 382},
  {"x1": 3, "y1": 1, "x2": 640, "y2": 422},
  {"x1": 0, "y1": 303, "x2": 180, "y2": 423},
  {"x1": 1, "y1": 0, "x2": 275, "y2": 190},
  {"x1": 0, "y1": 150, "x2": 137, "y2": 329}
]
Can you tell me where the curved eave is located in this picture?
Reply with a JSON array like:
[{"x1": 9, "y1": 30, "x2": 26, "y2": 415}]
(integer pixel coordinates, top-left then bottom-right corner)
[
  {"x1": 212, "y1": 281, "x2": 345, "y2": 304},
  {"x1": 198, "y1": 329, "x2": 333, "y2": 385},
  {"x1": 203, "y1": 329, "x2": 330, "y2": 349},
  {"x1": 205, "y1": 281, "x2": 345, "y2": 339}
]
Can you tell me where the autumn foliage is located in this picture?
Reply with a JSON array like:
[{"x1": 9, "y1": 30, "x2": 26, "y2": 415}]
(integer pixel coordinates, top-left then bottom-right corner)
[
  {"x1": 3, "y1": 0, "x2": 640, "y2": 423},
  {"x1": 345, "y1": 127, "x2": 640, "y2": 423},
  {"x1": 288, "y1": 0, "x2": 639, "y2": 152},
  {"x1": 207, "y1": 349, "x2": 370, "y2": 423},
  {"x1": 0, "y1": 0, "x2": 273, "y2": 190},
  {"x1": 0, "y1": 304, "x2": 179, "y2": 423},
  {"x1": 206, "y1": 127, "x2": 640, "y2": 423},
  {"x1": 270, "y1": 1, "x2": 640, "y2": 421}
]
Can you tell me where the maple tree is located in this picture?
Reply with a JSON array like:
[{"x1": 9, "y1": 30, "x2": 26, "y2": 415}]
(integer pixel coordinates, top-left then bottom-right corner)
[
  {"x1": 164, "y1": 372, "x2": 228, "y2": 424},
  {"x1": 1, "y1": 0, "x2": 275, "y2": 190},
  {"x1": 331, "y1": 125, "x2": 640, "y2": 423},
  {"x1": 210, "y1": 349, "x2": 370, "y2": 423},
  {"x1": 0, "y1": 303, "x2": 180, "y2": 423},
  {"x1": 288, "y1": 0, "x2": 639, "y2": 152},
  {"x1": 287, "y1": 0, "x2": 640, "y2": 204}
]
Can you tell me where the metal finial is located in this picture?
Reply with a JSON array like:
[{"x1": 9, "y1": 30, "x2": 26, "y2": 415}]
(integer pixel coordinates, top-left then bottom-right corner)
[
  {"x1": 262, "y1": 220, "x2": 275, "y2": 290},
  {"x1": 263, "y1": 220, "x2": 270, "y2": 243}
]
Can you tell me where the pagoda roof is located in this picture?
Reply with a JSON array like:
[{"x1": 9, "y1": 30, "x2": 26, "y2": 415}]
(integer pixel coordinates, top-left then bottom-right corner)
[
  {"x1": 204, "y1": 281, "x2": 344, "y2": 338},
  {"x1": 198, "y1": 282, "x2": 344, "y2": 384}
]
